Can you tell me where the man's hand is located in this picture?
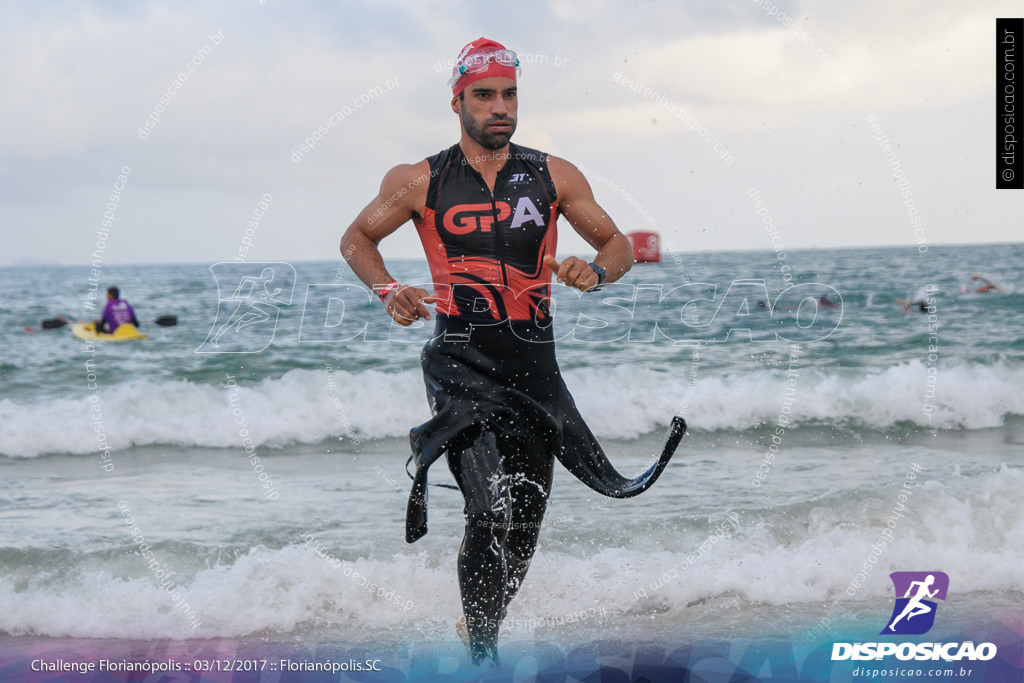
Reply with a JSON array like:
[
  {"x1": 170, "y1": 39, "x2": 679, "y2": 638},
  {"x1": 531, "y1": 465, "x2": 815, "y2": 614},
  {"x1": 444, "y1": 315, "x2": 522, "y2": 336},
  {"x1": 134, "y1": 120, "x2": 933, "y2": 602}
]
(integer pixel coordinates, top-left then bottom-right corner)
[
  {"x1": 382, "y1": 285, "x2": 439, "y2": 326},
  {"x1": 544, "y1": 255, "x2": 601, "y2": 292}
]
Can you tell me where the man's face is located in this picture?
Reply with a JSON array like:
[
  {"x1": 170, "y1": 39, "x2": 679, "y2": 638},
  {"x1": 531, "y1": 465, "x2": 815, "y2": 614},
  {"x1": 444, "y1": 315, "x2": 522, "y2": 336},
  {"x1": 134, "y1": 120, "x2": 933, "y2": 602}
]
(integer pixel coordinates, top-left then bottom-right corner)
[{"x1": 456, "y1": 77, "x2": 517, "y2": 150}]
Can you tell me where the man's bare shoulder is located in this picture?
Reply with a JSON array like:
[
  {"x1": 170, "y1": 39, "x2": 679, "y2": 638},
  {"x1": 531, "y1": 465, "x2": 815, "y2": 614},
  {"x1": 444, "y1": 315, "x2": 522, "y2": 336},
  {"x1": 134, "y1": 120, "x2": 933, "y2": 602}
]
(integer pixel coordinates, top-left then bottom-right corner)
[
  {"x1": 380, "y1": 159, "x2": 433, "y2": 192},
  {"x1": 371, "y1": 159, "x2": 433, "y2": 221},
  {"x1": 545, "y1": 155, "x2": 590, "y2": 195}
]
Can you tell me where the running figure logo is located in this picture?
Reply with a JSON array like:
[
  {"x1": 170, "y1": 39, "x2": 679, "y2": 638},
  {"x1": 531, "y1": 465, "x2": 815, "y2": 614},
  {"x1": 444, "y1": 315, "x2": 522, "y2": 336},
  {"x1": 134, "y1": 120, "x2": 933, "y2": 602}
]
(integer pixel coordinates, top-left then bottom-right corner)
[
  {"x1": 881, "y1": 571, "x2": 949, "y2": 635},
  {"x1": 197, "y1": 262, "x2": 296, "y2": 353}
]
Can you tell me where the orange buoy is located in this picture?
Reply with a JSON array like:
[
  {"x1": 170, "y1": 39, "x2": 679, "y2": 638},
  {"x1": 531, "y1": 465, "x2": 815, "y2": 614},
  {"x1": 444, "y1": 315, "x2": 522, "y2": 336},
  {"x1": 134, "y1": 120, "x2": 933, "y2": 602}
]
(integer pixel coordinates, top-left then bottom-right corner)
[{"x1": 628, "y1": 231, "x2": 660, "y2": 263}]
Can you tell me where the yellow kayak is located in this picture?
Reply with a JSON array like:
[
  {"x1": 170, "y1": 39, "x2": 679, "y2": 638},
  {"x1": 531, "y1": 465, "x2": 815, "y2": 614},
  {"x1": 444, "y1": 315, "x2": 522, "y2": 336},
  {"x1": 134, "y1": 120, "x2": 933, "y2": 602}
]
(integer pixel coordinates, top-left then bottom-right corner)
[{"x1": 71, "y1": 322, "x2": 148, "y2": 341}]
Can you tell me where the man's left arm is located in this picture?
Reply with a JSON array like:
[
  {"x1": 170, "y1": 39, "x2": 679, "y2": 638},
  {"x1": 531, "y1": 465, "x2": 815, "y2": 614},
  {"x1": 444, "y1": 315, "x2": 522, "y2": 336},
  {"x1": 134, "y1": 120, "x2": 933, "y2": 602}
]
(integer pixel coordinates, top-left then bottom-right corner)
[{"x1": 545, "y1": 156, "x2": 633, "y2": 292}]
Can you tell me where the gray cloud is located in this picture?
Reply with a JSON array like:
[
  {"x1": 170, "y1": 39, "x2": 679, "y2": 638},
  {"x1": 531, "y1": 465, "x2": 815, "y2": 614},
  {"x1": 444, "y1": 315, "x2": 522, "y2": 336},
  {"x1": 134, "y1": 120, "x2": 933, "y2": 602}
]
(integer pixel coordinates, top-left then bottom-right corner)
[{"x1": 0, "y1": 0, "x2": 1017, "y2": 265}]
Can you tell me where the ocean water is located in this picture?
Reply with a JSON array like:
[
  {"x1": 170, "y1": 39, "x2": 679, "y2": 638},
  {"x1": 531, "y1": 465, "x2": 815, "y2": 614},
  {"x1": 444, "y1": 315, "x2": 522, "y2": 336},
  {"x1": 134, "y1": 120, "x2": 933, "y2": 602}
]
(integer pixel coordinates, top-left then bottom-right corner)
[{"x1": 1, "y1": 244, "x2": 1022, "y2": 679}]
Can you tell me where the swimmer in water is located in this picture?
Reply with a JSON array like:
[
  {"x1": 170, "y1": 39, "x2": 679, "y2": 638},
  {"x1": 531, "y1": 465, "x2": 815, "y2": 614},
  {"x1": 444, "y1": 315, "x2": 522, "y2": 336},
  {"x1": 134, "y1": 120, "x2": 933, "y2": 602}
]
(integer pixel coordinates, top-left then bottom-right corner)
[{"x1": 970, "y1": 274, "x2": 1002, "y2": 294}]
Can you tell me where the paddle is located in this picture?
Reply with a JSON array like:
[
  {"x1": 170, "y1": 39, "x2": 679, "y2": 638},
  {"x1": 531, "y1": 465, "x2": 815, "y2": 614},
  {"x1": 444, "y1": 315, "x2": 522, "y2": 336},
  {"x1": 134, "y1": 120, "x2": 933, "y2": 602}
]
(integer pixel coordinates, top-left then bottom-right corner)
[
  {"x1": 24, "y1": 316, "x2": 70, "y2": 332},
  {"x1": 40, "y1": 316, "x2": 70, "y2": 330},
  {"x1": 26, "y1": 315, "x2": 177, "y2": 332}
]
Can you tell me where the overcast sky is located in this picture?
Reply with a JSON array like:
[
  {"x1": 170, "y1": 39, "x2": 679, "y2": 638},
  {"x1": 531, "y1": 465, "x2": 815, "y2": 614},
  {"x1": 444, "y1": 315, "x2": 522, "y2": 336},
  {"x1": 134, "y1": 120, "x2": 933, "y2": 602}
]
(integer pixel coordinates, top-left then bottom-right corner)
[{"x1": 1, "y1": 0, "x2": 1019, "y2": 267}]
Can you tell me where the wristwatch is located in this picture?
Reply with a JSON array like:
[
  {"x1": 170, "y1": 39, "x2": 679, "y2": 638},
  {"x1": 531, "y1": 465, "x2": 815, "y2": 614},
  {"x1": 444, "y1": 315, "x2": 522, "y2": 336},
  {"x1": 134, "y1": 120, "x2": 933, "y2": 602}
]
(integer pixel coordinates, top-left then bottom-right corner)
[{"x1": 588, "y1": 262, "x2": 606, "y2": 291}]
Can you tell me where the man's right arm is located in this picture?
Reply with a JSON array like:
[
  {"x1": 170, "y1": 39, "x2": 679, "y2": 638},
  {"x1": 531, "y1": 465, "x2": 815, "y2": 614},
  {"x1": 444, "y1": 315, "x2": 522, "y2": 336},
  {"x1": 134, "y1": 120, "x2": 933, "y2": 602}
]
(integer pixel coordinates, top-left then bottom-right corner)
[
  {"x1": 340, "y1": 161, "x2": 436, "y2": 326},
  {"x1": 96, "y1": 304, "x2": 109, "y2": 332}
]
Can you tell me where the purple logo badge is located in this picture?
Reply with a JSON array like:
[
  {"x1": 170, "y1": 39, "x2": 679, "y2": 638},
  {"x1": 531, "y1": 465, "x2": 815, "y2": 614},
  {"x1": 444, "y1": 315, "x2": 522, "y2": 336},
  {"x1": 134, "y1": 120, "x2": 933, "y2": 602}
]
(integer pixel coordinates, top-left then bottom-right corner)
[{"x1": 881, "y1": 571, "x2": 949, "y2": 635}]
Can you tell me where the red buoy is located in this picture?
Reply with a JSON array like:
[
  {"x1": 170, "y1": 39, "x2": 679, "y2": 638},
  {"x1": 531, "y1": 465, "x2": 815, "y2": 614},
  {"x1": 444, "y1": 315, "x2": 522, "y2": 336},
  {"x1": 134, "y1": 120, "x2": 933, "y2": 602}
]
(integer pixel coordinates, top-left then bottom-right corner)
[{"x1": 628, "y1": 231, "x2": 661, "y2": 263}]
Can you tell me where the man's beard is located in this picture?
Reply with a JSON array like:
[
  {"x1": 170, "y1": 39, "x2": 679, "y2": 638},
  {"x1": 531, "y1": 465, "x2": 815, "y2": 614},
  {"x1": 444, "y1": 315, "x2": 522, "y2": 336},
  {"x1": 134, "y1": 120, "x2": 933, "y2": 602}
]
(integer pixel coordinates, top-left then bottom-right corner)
[{"x1": 462, "y1": 109, "x2": 516, "y2": 150}]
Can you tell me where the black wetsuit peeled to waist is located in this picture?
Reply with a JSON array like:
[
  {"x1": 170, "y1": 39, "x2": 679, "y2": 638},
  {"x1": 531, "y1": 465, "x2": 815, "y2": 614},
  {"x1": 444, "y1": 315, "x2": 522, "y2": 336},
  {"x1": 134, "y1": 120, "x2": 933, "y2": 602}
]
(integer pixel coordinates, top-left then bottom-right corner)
[{"x1": 421, "y1": 317, "x2": 558, "y2": 662}]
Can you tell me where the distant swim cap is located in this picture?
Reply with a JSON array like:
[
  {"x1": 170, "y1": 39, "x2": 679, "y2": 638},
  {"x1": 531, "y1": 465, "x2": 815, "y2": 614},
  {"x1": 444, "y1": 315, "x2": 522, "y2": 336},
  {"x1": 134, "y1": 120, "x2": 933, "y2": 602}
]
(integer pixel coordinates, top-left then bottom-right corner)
[{"x1": 449, "y1": 38, "x2": 520, "y2": 96}]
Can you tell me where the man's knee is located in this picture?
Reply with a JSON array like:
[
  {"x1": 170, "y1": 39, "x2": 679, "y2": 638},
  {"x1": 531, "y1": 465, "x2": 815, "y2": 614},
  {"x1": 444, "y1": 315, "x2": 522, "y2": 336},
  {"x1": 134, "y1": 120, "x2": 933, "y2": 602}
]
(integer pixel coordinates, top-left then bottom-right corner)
[
  {"x1": 504, "y1": 518, "x2": 543, "y2": 558},
  {"x1": 467, "y1": 508, "x2": 511, "y2": 544}
]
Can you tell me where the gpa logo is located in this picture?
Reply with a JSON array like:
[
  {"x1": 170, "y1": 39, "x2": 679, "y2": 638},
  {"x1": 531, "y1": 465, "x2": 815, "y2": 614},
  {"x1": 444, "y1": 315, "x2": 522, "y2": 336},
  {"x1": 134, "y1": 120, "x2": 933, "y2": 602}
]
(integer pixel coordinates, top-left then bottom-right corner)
[
  {"x1": 197, "y1": 262, "x2": 296, "y2": 353},
  {"x1": 881, "y1": 571, "x2": 949, "y2": 635},
  {"x1": 441, "y1": 197, "x2": 546, "y2": 234}
]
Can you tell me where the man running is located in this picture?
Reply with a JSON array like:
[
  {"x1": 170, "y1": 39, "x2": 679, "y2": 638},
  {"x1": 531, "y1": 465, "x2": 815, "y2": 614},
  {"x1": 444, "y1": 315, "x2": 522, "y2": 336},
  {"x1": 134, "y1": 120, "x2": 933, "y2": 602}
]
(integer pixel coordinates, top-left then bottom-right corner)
[
  {"x1": 888, "y1": 574, "x2": 939, "y2": 631},
  {"x1": 341, "y1": 38, "x2": 675, "y2": 665}
]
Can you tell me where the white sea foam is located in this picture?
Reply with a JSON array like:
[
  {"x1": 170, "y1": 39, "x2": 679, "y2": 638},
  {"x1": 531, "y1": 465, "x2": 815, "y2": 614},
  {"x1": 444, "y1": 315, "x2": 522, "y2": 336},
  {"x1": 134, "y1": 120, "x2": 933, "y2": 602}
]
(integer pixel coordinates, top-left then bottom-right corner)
[
  {"x1": 1, "y1": 468, "x2": 1020, "y2": 639},
  {"x1": 2, "y1": 360, "x2": 1024, "y2": 457}
]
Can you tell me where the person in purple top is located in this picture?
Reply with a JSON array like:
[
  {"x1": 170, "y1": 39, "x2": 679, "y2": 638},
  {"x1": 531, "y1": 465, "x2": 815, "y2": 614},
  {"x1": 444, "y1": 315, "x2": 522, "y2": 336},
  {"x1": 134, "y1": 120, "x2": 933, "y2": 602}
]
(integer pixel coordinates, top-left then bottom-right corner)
[{"x1": 95, "y1": 286, "x2": 139, "y2": 333}]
